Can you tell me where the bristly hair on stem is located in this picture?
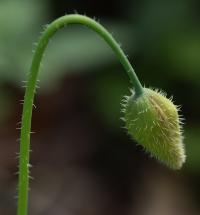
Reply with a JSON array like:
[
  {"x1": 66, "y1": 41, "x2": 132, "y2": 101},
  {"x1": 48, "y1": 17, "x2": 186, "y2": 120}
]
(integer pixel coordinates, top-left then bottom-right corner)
[{"x1": 17, "y1": 14, "x2": 143, "y2": 215}]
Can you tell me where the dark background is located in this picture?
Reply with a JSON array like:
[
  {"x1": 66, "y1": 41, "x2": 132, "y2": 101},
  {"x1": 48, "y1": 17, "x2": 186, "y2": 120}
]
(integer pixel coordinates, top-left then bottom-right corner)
[{"x1": 0, "y1": 0, "x2": 200, "y2": 214}]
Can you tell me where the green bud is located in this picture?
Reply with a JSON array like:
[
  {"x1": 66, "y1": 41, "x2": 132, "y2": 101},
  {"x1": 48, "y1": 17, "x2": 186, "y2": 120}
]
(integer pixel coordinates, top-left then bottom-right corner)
[{"x1": 122, "y1": 88, "x2": 185, "y2": 169}]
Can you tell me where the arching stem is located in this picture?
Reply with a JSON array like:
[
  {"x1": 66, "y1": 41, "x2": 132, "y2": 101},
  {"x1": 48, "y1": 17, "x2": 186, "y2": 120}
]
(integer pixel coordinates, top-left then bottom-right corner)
[{"x1": 17, "y1": 14, "x2": 143, "y2": 215}]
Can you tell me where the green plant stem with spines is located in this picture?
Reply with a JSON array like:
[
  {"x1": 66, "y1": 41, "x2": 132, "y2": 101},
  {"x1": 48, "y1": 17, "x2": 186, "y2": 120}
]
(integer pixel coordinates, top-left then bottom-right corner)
[{"x1": 17, "y1": 14, "x2": 143, "y2": 215}]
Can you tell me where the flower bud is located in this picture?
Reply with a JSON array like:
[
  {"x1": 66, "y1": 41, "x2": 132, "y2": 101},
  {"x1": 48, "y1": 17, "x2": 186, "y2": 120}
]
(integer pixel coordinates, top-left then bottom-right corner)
[{"x1": 122, "y1": 88, "x2": 185, "y2": 169}]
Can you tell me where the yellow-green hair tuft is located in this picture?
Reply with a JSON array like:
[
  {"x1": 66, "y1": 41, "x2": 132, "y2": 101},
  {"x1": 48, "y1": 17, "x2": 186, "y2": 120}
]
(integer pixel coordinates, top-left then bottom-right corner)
[{"x1": 122, "y1": 88, "x2": 185, "y2": 169}]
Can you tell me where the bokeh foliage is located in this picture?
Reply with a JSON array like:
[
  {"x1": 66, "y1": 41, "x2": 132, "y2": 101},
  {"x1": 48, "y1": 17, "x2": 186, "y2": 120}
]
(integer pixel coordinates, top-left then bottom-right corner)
[{"x1": 0, "y1": 0, "x2": 199, "y2": 171}]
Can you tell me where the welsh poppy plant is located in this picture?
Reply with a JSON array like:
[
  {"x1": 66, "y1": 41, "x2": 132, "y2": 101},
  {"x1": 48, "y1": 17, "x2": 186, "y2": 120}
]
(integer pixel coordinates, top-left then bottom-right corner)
[{"x1": 17, "y1": 14, "x2": 186, "y2": 215}]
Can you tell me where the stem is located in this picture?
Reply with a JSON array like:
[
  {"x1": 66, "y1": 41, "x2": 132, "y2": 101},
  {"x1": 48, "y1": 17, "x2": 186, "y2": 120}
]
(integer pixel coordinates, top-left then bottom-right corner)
[{"x1": 17, "y1": 14, "x2": 143, "y2": 215}]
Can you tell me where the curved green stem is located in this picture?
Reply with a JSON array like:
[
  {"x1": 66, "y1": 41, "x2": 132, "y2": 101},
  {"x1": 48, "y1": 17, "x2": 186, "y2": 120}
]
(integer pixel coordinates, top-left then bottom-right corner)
[{"x1": 17, "y1": 14, "x2": 143, "y2": 215}]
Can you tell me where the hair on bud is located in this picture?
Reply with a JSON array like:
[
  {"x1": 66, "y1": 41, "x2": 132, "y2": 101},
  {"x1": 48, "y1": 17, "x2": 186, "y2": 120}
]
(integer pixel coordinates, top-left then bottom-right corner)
[{"x1": 122, "y1": 88, "x2": 185, "y2": 169}]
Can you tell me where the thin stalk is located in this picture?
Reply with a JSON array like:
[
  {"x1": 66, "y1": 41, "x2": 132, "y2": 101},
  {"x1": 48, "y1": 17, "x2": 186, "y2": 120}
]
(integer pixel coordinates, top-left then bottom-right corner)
[{"x1": 17, "y1": 14, "x2": 143, "y2": 215}]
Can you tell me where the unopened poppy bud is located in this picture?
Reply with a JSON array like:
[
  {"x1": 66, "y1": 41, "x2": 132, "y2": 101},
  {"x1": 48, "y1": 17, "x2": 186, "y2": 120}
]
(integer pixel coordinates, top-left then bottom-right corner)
[{"x1": 122, "y1": 88, "x2": 185, "y2": 169}]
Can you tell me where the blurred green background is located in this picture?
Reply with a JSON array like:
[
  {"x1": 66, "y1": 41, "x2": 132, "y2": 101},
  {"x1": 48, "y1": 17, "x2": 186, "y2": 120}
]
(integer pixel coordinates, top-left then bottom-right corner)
[{"x1": 0, "y1": 0, "x2": 200, "y2": 214}]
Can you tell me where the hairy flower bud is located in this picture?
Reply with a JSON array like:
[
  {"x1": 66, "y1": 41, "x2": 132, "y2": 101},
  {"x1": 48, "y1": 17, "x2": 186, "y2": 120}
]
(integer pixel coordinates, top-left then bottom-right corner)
[{"x1": 122, "y1": 88, "x2": 185, "y2": 169}]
